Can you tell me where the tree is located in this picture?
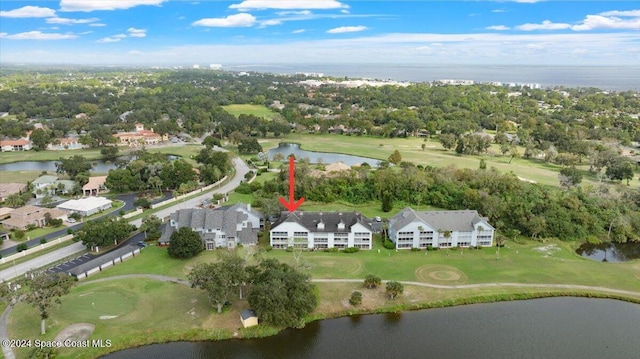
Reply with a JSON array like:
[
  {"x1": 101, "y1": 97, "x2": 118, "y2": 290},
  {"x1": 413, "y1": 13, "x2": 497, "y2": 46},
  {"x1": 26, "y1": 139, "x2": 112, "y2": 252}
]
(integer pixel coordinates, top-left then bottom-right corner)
[
  {"x1": 140, "y1": 215, "x2": 162, "y2": 240},
  {"x1": 349, "y1": 291, "x2": 362, "y2": 306},
  {"x1": 168, "y1": 227, "x2": 203, "y2": 259},
  {"x1": 479, "y1": 159, "x2": 487, "y2": 170},
  {"x1": 388, "y1": 150, "x2": 402, "y2": 165},
  {"x1": 606, "y1": 158, "x2": 635, "y2": 185},
  {"x1": 20, "y1": 271, "x2": 76, "y2": 334},
  {"x1": 439, "y1": 133, "x2": 457, "y2": 151},
  {"x1": 248, "y1": 259, "x2": 317, "y2": 328},
  {"x1": 381, "y1": 191, "x2": 393, "y2": 212},
  {"x1": 364, "y1": 274, "x2": 381, "y2": 289},
  {"x1": 74, "y1": 217, "x2": 134, "y2": 250},
  {"x1": 559, "y1": 166, "x2": 583, "y2": 188},
  {"x1": 202, "y1": 135, "x2": 221, "y2": 149},
  {"x1": 55, "y1": 155, "x2": 92, "y2": 180},
  {"x1": 100, "y1": 146, "x2": 119, "y2": 160},
  {"x1": 385, "y1": 280, "x2": 404, "y2": 300},
  {"x1": 188, "y1": 262, "x2": 234, "y2": 313},
  {"x1": 238, "y1": 138, "x2": 263, "y2": 154},
  {"x1": 30, "y1": 128, "x2": 51, "y2": 151}
]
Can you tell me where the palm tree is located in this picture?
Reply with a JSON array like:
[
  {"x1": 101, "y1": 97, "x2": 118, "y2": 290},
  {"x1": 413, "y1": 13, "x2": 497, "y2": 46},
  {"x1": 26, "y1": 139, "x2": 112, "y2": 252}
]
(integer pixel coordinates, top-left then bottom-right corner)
[
  {"x1": 385, "y1": 281, "x2": 404, "y2": 299},
  {"x1": 364, "y1": 274, "x2": 382, "y2": 289}
]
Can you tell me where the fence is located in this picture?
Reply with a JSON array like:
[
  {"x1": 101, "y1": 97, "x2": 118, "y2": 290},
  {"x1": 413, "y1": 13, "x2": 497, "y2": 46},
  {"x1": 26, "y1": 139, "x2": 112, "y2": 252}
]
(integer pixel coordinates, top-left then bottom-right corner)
[
  {"x1": 72, "y1": 246, "x2": 142, "y2": 280},
  {"x1": 122, "y1": 208, "x2": 143, "y2": 219},
  {"x1": 150, "y1": 175, "x2": 228, "y2": 209},
  {"x1": 1, "y1": 234, "x2": 75, "y2": 264}
]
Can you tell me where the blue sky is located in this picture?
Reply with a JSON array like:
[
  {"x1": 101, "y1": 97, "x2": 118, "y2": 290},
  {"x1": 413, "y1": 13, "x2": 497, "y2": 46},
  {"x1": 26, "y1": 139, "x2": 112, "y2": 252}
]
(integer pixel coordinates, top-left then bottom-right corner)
[{"x1": 1, "y1": 1, "x2": 639, "y2": 65}]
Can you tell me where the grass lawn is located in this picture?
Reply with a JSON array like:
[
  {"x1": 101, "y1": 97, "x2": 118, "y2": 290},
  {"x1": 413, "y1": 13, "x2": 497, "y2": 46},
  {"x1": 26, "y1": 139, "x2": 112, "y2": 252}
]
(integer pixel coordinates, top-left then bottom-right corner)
[
  {"x1": 222, "y1": 104, "x2": 276, "y2": 119},
  {"x1": 7, "y1": 238, "x2": 640, "y2": 358},
  {"x1": 0, "y1": 170, "x2": 44, "y2": 183},
  {"x1": 259, "y1": 133, "x2": 639, "y2": 189}
]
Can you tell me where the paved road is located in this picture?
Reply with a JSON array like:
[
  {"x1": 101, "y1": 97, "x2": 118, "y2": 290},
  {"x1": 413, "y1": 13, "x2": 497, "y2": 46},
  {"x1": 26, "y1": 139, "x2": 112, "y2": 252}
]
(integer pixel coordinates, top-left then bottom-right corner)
[
  {"x1": 0, "y1": 192, "x2": 172, "y2": 257},
  {"x1": 0, "y1": 157, "x2": 249, "y2": 281}
]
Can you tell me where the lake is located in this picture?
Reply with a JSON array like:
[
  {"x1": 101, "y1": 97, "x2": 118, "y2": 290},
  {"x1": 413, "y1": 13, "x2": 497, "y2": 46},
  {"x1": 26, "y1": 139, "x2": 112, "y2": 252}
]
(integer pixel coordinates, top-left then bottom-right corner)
[
  {"x1": 0, "y1": 155, "x2": 181, "y2": 173},
  {"x1": 267, "y1": 143, "x2": 378, "y2": 167},
  {"x1": 576, "y1": 242, "x2": 640, "y2": 262},
  {"x1": 101, "y1": 297, "x2": 640, "y2": 359}
]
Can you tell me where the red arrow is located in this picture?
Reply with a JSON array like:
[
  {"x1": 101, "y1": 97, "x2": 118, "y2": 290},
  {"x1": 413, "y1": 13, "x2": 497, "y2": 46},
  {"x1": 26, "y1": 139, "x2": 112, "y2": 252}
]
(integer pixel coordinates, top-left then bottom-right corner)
[{"x1": 278, "y1": 156, "x2": 305, "y2": 212}]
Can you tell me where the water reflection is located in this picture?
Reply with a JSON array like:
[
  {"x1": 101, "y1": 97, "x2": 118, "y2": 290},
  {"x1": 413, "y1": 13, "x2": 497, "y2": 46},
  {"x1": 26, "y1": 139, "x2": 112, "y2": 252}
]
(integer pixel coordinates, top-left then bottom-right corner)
[
  {"x1": 576, "y1": 242, "x2": 640, "y2": 262},
  {"x1": 267, "y1": 143, "x2": 378, "y2": 167}
]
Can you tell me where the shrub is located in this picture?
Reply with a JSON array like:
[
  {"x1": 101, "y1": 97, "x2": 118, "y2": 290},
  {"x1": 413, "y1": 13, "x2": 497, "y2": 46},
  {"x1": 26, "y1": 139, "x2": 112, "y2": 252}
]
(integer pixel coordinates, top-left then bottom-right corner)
[
  {"x1": 235, "y1": 183, "x2": 253, "y2": 194},
  {"x1": 343, "y1": 247, "x2": 360, "y2": 253},
  {"x1": 265, "y1": 245, "x2": 273, "y2": 251},
  {"x1": 13, "y1": 230, "x2": 25, "y2": 240},
  {"x1": 285, "y1": 246, "x2": 293, "y2": 252},
  {"x1": 250, "y1": 181, "x2": 263, "y2": 192},
  {"x1": 17, "y1": 243, "x2": 28, "y2": 252},
  {"x1": 67, "y1": 228, "x2": 74, "y2": 235},
  {"x1": 349, "y1": 291, "x2": 363, "y2": 306},
  {"x1": 134, "y1": 197, "x2": 151, "y2": 209},
  {"x1": 383, "y1": 239, "x2": 396, "y2": 250},
  {"x1": 40, "y1": 238, "x2": 47, "y2": 244},
  {"x1": 411, "y1": 247, "x2": 421, "y2": 252},
  {"x1": 323, "y1": 247, "x2": 339, "y2": 253}
]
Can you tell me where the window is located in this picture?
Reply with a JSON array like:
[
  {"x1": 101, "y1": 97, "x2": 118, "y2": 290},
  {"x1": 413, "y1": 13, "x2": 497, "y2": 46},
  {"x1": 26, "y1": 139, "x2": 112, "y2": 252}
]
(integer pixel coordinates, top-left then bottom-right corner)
[
  {"x1": 272, "y1": 231, "x2": 287, "y2": 237},
  {"x1": 294, "y1": 231, "x2": 308, "y2": 238}
]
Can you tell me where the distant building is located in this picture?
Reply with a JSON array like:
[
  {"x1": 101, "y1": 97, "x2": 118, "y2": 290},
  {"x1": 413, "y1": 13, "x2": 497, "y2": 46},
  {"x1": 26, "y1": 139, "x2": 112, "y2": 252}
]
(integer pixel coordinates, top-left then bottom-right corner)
[
  {"x1": 32, "y1": 175, "x2": 59, "y2": 198},
  {"x1": 48, "y1": 137, "x2": 85, "y2": 150},
  {"x1": 240, "y1": 309, "x2": 258, "y2": 328},
  {"x1": 0, "y1": 183, "x2": 27, "y2": 202},
  {"x1": 0, "y1": 139, "x2": 32, "y2": 152},
  {"x1": 388, "y1": 207, "x2": 494, "y2": 249},
  {"x1": 113, "y1": 123, "x2": 166, "y2": 146},
  {"x1": 269, "y1": 211, "x2": 373, "y2": 250},
  {"x1": 83, "y1": 176, "x2": 108, "y2": 196},
  {"x1": 56, "y1": 196, "x2": 113, "y2": 217},
  {"x1": 160, "y1": 203, "x2": 262, "y2": 250},
  {"x1": 0, "y1": 205, "x2": 68, "y2": 230}
]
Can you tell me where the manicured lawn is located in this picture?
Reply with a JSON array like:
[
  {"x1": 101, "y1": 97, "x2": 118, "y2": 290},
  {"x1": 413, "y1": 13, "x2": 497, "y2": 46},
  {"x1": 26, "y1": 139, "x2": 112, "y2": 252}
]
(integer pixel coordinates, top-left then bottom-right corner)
[
  {"x1": 0, "y1": 170, "x2": 44, "y2": 183},
  {"x1": 0, "y1": 149, "x2": 104, "y2": 164},
  {"x1": 259, "y1": 134, "x2": 639, "y2": 189},
  {"x1": 222, "y1": 104, "x2": 276, "y2": 119}
]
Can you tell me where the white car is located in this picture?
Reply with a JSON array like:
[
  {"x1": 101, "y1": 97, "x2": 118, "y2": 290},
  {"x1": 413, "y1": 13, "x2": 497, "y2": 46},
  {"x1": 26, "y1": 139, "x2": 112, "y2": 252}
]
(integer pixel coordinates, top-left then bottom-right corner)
[
  {"x1": 66, "y1": 218, "x2": 77, "y2": 223},
  {"x1": 375, "y1": 216, "x2": 382, "y2": 222}
]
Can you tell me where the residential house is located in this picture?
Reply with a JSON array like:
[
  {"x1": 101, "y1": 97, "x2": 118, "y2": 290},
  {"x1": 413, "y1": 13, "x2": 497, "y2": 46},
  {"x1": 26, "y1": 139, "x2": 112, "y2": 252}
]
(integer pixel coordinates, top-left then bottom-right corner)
[
  {"x1": 269, "y1": 211, "x2": 373, "y2": 250},
  {"x1": 0, "y1": 207, "x2": 13, "y2": 220},
  {"x1": 0, "y1": 139, "x2": 32, "y2": 152},
  {"x1": 32, "y1": 175, "x2": 59, "y2": 198},
  {"x1": 0, "y1": 231, "x2": 9, "y2": 242},
  {"x1": 160, "y1": 203, "x2": 261, "y2": 250},
  {"x1": 0, "y1": 205, "x2": 68, "y2": 230},
  {"x1": 113, "y1": 123, "x2": 167, "y2": 146},
  {"x1": 83, "y1": 176, "x2": 108, "y2": 196},
  {"x1": 387, "y1": 207, "x2": 494, "y2": 249},
  {"x1": 0, "y1": 183, "x2": 27, "y2": 202}
]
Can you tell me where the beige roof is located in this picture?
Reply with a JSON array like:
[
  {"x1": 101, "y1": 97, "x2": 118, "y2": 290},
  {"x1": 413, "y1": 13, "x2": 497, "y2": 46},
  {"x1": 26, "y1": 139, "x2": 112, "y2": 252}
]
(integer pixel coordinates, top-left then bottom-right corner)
[
  {"x1": 325, "y1": 161, "x2": 351, "y2": 172},
  {"x1": 0, "y1": 207, "x2": 13, "y2": 219},
  {"x1": 0, "y1": 183, "x2": 27, "y2": 198},
  {"x1": 82, "y1": 176, "x2": 107, "y2": 191},
  {"x1": 0, "y1": 139, "x2": 30, "y2": 146},
  {"x1": 8, "y1": 205, "x2": 47, "y2": 216}
]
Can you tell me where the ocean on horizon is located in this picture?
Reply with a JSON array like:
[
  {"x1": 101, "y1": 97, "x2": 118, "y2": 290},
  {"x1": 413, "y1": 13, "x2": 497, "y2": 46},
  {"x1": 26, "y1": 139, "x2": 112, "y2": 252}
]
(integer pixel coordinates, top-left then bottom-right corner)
[{"x1": 223, "y1": 64, "x2": 640, "y2": 92}]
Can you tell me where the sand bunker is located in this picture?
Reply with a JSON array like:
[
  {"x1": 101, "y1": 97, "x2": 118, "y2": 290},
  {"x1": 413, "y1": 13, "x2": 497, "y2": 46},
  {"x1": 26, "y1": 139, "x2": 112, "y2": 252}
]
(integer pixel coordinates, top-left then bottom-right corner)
[{"x1": 54, "y1": 323, "x2": 95, "y2": 342}]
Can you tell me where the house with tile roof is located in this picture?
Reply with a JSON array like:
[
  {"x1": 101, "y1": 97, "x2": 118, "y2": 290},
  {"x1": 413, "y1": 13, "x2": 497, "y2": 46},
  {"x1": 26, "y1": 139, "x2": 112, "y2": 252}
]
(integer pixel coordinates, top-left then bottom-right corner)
[
  {"x1": 0, "y1": 183, "x2": 27, "y2": 202},
  {"x1": 0, "y1": 139, "x2": 32, "y2": 152},
  {"x1": 269, "y1": 211, "x2": 373, "y2": 250},
  {"x1": 159, "y1": 203, "x2": 261, "y2": 250},
  {"x1": 0, "y1": 205, "x2": 68, "y2": 230},
  {"x1": 113, "y1": 123, "x2": 167, "y2": 146},
  {"x1": 387, "y1": 207, "x2": 494, "y2": 249}
]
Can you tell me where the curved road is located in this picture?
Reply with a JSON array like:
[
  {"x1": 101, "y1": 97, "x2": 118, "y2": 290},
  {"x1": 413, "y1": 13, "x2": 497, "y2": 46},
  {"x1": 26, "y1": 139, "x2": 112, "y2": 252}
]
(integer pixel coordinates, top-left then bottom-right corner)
[{"x1": 0, "y1": 156, "x2": 249, "y2": 282}]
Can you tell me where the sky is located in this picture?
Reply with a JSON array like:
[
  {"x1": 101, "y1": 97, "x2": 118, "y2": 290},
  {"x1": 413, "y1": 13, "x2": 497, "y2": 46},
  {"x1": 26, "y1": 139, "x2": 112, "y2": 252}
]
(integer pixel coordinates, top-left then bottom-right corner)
[{"x1": 0, "y1": 0, "x2": 639, "y2": 66}]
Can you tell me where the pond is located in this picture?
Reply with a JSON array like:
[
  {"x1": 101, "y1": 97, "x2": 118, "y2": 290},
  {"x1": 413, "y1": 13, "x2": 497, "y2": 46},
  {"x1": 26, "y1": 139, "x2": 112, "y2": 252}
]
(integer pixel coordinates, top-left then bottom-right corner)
[
  {"x1": 266, "y1": 143, "x2": 379, "y2": 167},
  {"x1": 576, "y1": 242, "x2": 640, "y2": 262},
  {"x1": 101, "y1": 297, "x2": 640, "y2": 359},
  {"x1": 0, "y1": 155, "x2": 182, "y2": 173}
]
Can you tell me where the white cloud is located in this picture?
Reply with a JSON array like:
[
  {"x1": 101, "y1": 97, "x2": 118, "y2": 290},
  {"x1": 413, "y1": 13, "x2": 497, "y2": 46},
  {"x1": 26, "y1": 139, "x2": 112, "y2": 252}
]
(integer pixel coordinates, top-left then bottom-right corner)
[
  {"x1": 571, "y1": 15, "x2": 640, "y2": 31},
  {"x1": 1, "y1": 31, "x2": 77, "y2": 40},
  {"x1": 292, "y1": 29, "x2": 306, "y2": 34},
  {"x1": 260, "y1": 19, "x2": 283, "y2": 27},
  {"x1": 192, "y1": 13, "x2": 256, "y2": 27},
  {"x1": 59, "y1": 0, "x2": 166, "y2": 12},
  {"x1": 516, "y1": 20, "x2": 571, "y2": 31},
  {"x1": 0, "y1": 6, "x2": 56, "y2": 18},
  {"x1": 599, "y1": 10, "x2": 640, "y2": 17},
  {"x1": 46, "y1": 17, "x2": 100, "y2": 25},
  {"x1": 486, "y1": 25, "x2": 510, "y2": 31},
  {"x1": 492, "y1": 9, "x2": 508, "y2": 13},
  {"x1": 90, "y1": 23, "x2": 106, "y2": 27},
  {"x1": 341, "y1": 9, "x2": 349, "y2": 14},
  {"x1": 275, "y1": 10, "x2": 311, "y2": 16},
  {"x1": 0, "y1": 33, "x2": 7, "y2": 38},
  {"x1": 97, "y1": 36, "x2": 122, "y2": 43},
  {"x1": 230, "y1": 0, "x2": 347, "y2": 11},
  {"x1": 327, "y1": 25, "x2": 367, "y2": 34},
  {"x1": 127, "y1": 27, "x2": 147, "y2": 37}
]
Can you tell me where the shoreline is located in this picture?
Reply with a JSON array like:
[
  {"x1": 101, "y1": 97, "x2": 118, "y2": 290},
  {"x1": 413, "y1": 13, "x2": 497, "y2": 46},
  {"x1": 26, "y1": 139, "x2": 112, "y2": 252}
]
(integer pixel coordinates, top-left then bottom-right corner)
[{"x1": 83, "y1": 288, "x2": 640, "y2": 358}]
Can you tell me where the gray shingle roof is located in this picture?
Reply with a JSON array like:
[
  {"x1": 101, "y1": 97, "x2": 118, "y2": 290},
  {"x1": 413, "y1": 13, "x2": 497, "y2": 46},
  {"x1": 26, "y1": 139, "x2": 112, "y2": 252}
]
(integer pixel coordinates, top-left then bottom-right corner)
[
  {"x1": 389, "y1": 207, "x2": 493, "y2": 233},
  {"x1": 271, "y1": 211, "x2": 373, "y2": 232}
]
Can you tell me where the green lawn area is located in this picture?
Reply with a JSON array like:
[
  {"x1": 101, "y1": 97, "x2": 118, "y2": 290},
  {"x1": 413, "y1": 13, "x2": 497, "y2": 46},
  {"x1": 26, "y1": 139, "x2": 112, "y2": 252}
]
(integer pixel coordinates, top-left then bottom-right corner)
[
  {"x1": 222, "y1": 104, "x2": 277, "y2": 119},
  {"x1": 0, "y1": 170, "x2": 45, "y2": 183},
  {"x1": 259, "y1": 133, "x2": 639, "y2": 189}
]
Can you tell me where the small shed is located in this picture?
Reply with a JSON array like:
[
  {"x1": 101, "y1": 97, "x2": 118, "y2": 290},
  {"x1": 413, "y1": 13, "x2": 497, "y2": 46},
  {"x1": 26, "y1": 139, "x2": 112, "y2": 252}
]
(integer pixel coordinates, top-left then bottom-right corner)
[{"x1": 240, "y1": 309, "x2": 258, "y2": 328}]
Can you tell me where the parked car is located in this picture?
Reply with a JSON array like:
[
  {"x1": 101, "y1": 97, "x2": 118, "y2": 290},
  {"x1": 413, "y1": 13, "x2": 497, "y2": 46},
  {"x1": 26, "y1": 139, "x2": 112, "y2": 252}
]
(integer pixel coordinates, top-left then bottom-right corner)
[
  {"x1": 66, "y1": 218, "x2": 76, "y2": 223},
  {"x1": 375, "y1": 216, "x2": 382, "y2": 222},
  {"x1": 137, "y1": 241, "x2": 147, "y2": 248}
]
